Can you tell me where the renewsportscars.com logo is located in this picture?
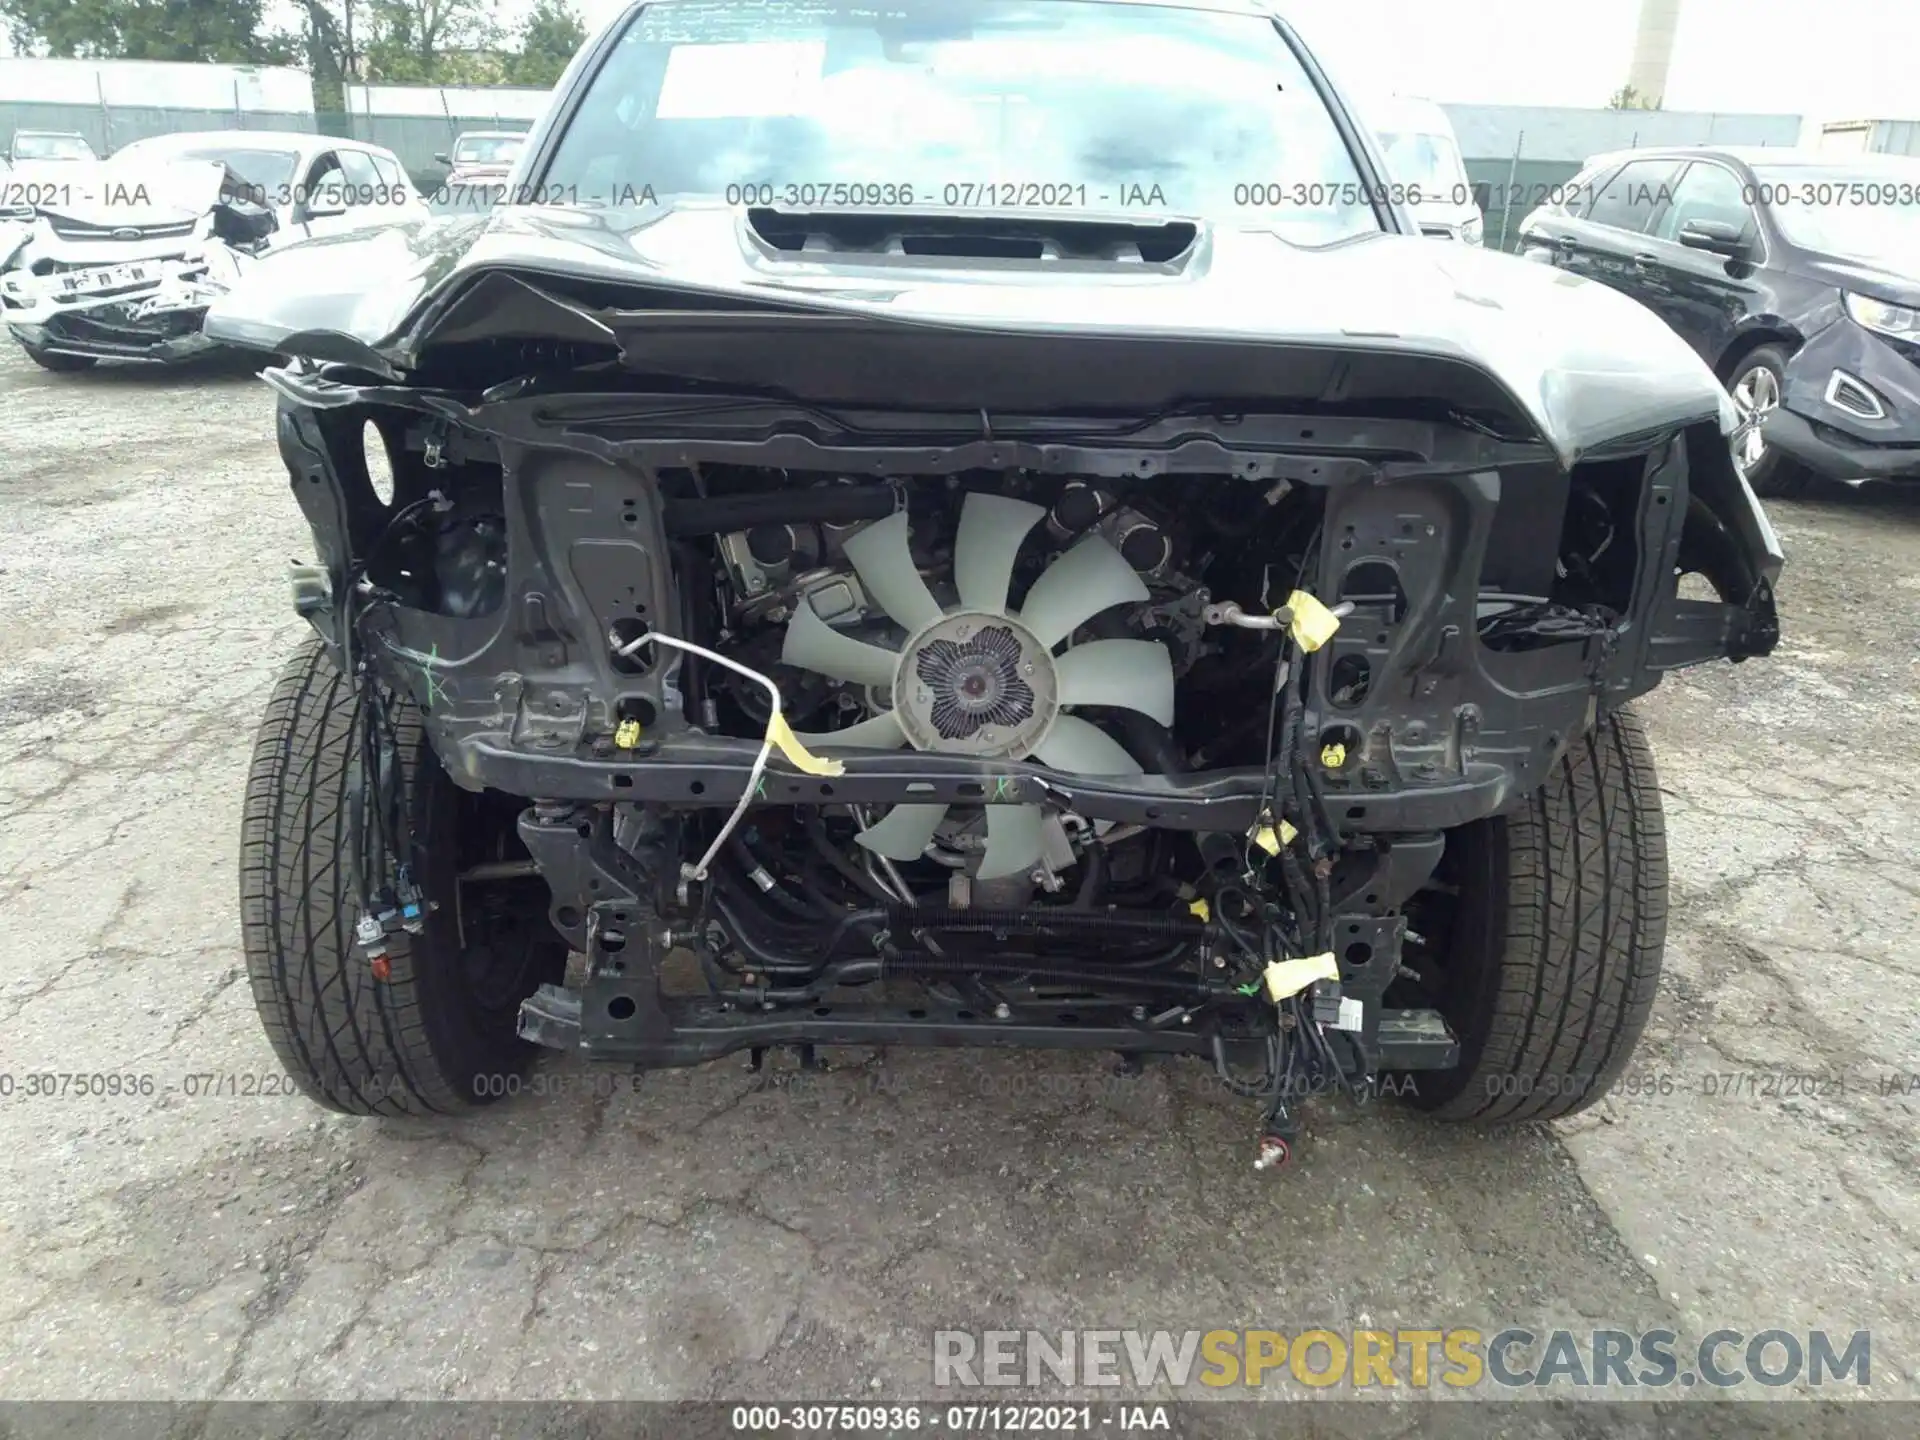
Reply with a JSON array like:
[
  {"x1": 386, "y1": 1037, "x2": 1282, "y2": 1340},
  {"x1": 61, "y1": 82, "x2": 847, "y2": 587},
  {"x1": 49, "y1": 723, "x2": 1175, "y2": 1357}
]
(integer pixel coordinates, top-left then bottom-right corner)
[{"x1": 931, "y1": 1328, "x2": 1871, "y2": 1391}]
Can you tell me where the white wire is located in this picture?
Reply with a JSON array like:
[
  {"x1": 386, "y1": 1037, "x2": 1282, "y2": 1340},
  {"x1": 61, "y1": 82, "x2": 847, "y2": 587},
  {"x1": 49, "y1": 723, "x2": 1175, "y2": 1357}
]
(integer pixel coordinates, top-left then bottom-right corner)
[{"x1": 611, "y1": 629, "x2": 783, "y2": 883}]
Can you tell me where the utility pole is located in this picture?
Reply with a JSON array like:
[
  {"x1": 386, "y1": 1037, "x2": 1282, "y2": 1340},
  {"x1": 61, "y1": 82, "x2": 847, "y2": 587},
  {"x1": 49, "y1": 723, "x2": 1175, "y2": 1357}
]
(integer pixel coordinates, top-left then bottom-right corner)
[{"x1": 1624, "y1": 0, "x2": 1683, "y2": 109}]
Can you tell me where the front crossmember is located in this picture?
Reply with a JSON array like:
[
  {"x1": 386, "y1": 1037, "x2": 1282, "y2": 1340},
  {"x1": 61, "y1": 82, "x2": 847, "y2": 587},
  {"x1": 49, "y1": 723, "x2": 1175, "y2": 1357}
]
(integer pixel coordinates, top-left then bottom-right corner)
[{"x1": 511, "y1": 800, "x2": 1460, "y2": 1168}]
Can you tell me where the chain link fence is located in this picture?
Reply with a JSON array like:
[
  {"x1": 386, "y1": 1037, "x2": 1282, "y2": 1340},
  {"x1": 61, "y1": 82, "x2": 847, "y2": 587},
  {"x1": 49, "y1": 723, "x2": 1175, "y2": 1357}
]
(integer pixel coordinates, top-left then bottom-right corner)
[
  {"x1": 1, "y1": 101, "x2": 318, "y2": 161},
  {"x1": 1, "y1": 100, "x2": 538, "y2": 193}
]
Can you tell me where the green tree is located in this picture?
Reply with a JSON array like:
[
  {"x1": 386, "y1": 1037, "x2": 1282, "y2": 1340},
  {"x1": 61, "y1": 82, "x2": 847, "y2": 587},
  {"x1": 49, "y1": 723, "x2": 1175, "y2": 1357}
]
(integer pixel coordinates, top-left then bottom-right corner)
[
  {"x1": 1607, "y1": 84, "x2": 1663, "y2": 111},
  {"x1": 285, "y1": 0, "x2": 350, "y2": 113},
  {"x1": 506, "y1": 0, "x2": 586, "y2": 87},
  {"x1": 363, "y1": 0, "x2": 500, "y2": 83},
  {"x1": 1, "y1": 0, "x2": 282, "y2": 61}
]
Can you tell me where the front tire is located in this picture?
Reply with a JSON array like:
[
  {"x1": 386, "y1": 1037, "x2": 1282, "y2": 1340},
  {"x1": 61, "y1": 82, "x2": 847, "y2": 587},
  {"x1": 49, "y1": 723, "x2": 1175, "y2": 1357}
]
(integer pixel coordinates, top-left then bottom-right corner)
[
  {"x1": 20, "y1": 340, "x2": 96, "y2": 372},
  {"x1": 1402, "y1": 710, "x2": 1667, "y2": 1122},
  {"x1": 240, "y1": 638, "x2": 566, "y2": 1115},
  {"x1": 1728, "y1": 344, "x2": 1813, "y2": 499}
]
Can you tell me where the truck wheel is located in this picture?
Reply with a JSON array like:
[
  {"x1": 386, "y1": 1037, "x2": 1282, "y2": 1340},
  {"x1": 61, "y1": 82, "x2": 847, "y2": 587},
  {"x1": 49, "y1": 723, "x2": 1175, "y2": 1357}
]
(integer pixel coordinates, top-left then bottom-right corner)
[
  {"x1": 1727, "y1": 344, "x2": 1812, "y2": 499},
  {"x1": 1398, "y1": 709, "x2": 1667, "y2": 1122},
  {"x1": 20, "y1": 341, "x2": 96, "y2": 372},
  {"x1": 239, "y1": 637, "x2": 567, "y2": 1115}
]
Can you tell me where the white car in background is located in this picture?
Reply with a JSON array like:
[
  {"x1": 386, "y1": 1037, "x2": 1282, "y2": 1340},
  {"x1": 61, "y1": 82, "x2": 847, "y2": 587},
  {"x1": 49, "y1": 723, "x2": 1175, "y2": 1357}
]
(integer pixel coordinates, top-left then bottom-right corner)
[
  {"x1": 1367, "y1": 95, "x2": 1484, "y2": 245},
  {"x1": 0, "y1": 157, "x2": 24, "y2": 257},
  {"x1": 437, "y1": 130, "x2": 527, "y2": 185},
  {"x1": 0, "y1": 130, "x2": 425, "y2": 369},
  {"x1": 6, "y1": 130, "x2": 99, "y2": 165},
  {"x1": 432, "y1": 131, "x2": 530, "y2": 214}
]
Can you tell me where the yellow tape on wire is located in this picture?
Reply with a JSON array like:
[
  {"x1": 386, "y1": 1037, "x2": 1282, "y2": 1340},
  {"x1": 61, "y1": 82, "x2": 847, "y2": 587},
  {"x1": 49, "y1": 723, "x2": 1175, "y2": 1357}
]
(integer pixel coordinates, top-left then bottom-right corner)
[
  {"x1": 1262, "y1": 951, "x2": 1340, "y2": 1003},
  {"x1": 1250, "y1": 818, "x2": 1298, "y2": 856},
  {"x1": 766, "y1": 713, "x2": 845, "y2": 777},
  {"x1": 1285, "y1": 589, "x2": 1342, "y2": 652}
]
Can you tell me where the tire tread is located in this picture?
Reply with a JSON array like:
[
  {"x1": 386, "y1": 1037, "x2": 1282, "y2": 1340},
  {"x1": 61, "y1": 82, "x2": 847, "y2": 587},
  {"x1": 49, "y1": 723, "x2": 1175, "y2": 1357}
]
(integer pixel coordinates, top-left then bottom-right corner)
[
  {"x1": 1433, "y1": 710, "x2": 1667, "y2": 1122},
  {"x1": 239, "y1": 638, "x2": 473, "y2": 1116}
]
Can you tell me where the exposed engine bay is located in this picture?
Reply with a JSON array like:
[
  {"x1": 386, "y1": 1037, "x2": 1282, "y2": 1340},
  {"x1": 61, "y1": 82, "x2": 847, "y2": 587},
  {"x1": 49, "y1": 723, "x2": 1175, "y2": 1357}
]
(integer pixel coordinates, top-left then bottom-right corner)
[
  {"x1": 260, "y1": 313, "x2": 1781, "y2": 1162},
  {"x1": 520, "y1": 462, "x2": 1442, "y2": 1165},
  {"x1": 700, "y1": 473, "x2": 1276, "y2": 897}
]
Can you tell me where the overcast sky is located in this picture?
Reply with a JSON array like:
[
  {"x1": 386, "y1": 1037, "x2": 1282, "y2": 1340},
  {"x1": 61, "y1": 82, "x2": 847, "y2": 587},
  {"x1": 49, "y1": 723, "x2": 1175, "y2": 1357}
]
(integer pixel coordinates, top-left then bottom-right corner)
[
  {"x1": 565, "y1": 0, "x2": 1911, "y2": 117},
  {"x1": 6, "y1": 0, "x2": 1917, "y2": 120},
  {"x1": 1295, "y1": 0, "x2": 1911, "y2": 115}
]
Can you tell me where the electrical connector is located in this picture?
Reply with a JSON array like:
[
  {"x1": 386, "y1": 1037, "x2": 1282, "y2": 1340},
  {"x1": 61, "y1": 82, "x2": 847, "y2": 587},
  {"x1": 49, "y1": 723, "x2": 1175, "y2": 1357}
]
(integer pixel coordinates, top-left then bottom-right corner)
[
  {"x1": 354, "y1": 869, "x2": 427, "y2": 969},
  {"x1": 393, "y1": 869, "x2": 426, "y2": 934},
  {"x1": 1311, "y1": 981, "x2": 1345, "y2": 1028}
]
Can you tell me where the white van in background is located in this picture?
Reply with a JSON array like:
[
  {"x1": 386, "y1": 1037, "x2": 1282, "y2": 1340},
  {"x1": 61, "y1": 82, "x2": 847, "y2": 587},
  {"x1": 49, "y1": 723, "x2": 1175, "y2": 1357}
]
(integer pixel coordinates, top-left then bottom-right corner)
[{"x1": 1366, "y1": 95, "x2": 1484, "y2": 244}]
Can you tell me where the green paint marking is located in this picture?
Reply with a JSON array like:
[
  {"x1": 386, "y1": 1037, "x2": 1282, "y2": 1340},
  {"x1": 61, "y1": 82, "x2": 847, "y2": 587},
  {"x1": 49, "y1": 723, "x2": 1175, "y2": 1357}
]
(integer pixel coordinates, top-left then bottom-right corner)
[
  {"x1": 991, "y1": 776, "x2": 1018, "y2": 801},
  {"x1": 754, "y1": 777, "x2": 770, "y2": 800},
  {"x1": 421, "y1": 643, "x2": 448, "y2": 710}
]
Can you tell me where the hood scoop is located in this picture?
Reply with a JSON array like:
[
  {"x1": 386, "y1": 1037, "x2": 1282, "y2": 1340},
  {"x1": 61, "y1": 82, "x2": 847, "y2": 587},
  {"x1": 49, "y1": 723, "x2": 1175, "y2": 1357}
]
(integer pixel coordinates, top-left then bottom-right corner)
[{"x1": 746, "y1": 208, "x2": 1198, "y2": 267}]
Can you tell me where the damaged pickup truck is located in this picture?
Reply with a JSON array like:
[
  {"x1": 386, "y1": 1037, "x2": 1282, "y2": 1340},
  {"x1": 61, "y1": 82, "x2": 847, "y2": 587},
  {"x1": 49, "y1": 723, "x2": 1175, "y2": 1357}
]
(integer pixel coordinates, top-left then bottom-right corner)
[
  {"x1": 208, "y1": 0, "x2": 1782, "y2": 1167},
  {"x1": 2, "y1": 131, "x2": 423, "y2": 368}
]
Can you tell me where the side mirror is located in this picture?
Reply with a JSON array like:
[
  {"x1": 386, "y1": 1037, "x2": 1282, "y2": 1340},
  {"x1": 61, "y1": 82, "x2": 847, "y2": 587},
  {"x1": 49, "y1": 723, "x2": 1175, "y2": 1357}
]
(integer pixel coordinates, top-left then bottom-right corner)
[
  {"x1": 1679, "y1": 219, "x2": 1749, "y2": 258},
  {"x1": 304, "y1": 195, "x2": 348, "y2": 220},
  {"x1": 434, "y1": 152, "x2": 451, "y2": 166}
]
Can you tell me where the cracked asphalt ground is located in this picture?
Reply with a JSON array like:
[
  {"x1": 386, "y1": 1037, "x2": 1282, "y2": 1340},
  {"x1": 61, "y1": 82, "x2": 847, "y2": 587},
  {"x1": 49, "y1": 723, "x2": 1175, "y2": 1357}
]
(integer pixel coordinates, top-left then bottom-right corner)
[{"x1": 0, "y1": 340, "x2": 1916, "y2": 1432}]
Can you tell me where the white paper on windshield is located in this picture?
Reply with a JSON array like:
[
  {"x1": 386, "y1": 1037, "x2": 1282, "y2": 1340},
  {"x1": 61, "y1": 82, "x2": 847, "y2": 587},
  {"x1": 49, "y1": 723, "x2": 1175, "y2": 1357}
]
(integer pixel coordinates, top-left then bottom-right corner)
[{"x1": 654, "y1": 42, "x2": 826, "y2": 120}]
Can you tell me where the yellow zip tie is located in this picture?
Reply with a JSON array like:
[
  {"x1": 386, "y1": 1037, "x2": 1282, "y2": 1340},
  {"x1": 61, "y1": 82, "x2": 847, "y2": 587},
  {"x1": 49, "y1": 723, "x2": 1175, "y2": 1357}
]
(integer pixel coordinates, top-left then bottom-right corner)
[
  {"x1": 1262, "y1": 951, "x2": 1339, "y2": 1003},
  {"x1": 766, "y1": 712, "x2": 845, "y2": 777},
  {"x1": 1250, "y1": 818, "x2": 1299, "y2": 856},
  {"x1": 1285, "y1": 589, "x2": 1341, "y2": 652}
]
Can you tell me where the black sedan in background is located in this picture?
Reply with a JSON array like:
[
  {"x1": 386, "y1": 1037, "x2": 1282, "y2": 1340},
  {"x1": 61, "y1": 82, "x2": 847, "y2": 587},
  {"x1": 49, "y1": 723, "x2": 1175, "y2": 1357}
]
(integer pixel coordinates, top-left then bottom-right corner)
[{"x1": 1518, "y1": 147, "x2": 1920, "y2": 497}]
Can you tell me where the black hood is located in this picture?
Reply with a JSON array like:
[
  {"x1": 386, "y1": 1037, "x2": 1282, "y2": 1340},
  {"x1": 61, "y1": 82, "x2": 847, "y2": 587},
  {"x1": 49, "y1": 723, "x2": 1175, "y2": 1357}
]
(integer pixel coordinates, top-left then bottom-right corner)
[
  {"x1": 1791, "y1": 248, "x2": 1920, "y2": 310},
  {"x1": 204, "y1": 200, "x2": 1742, "y2": 469}
]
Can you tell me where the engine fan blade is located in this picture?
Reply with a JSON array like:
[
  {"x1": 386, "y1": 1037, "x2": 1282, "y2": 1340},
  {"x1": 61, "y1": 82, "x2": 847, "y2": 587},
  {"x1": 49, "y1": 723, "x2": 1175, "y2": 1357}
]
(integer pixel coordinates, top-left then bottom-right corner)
[
  {"x1": 977, "y1": 804, "x2": 1046, "y2": 880},
  {"x1": 1032, "y1": 714, "x2": 1144, "y2": 776},
  {"x1": 842, "y1": 511, "x2": 943, "y2": 634},
  {"x1": 1054, "y1": 639, "x2": 1175, "y2": 726},
  {"x1": 855, "y1": 803, "x2": 948, "y2": 861},
  {"x1": 782, "y1": 601, "x2": 901, "y2": 689},
  {"x1": 1016, "y1": 535, "x2": 1150, "y2": 650},
  {"x1": 794, "y1": 710, "x2": 908, "y2": 749},
  {"x1": 954, "y1": 492, "x2": 1045, "y2": 615}
]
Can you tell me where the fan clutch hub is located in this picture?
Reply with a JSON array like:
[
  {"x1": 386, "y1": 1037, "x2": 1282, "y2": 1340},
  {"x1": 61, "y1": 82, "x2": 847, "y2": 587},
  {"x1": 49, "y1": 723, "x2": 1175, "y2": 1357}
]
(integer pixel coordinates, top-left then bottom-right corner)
[{"x1": 894, "y1": 612, "x2": 1058, "y2": 758}]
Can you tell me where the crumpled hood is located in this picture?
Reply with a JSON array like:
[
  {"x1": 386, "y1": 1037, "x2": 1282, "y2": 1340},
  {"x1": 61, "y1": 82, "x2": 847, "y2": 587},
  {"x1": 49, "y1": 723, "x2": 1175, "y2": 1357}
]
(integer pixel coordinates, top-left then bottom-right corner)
[
  {"x1": 2, "y1": 158, "x2": 93, "y2": 192},
  {"x1": 0, "y1": 218, "x2": 28, "y2": 268},
  {"x1": 31, "y1": 159, "x2": 231, "y2": 228},
  {"x1": 205, "y1": 202, "x2": 1740, "y2": 468}
]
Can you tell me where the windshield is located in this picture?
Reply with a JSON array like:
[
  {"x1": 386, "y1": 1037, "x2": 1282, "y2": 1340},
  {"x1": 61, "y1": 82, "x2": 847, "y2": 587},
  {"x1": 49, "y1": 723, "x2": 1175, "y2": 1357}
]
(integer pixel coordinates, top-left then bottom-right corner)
[
  {"x1": 1752, "y1": 165, "x2": 1920, "y2": 262},
  {"x1": 1377, "y1": 130, "x2": 1468, "y2": 199},
  {"x1": 111, "y1": 141, "x2": 299, "y2": 199},
  {"x1": 540, "y1": 0, "x2": 1379, "y2": 244},
  {"x1": 14, "y1": 133, "x2": 94, "y2": 161},
  {"x1": 163, "y1": 147, "x2": 298, "y2": 196},
  {"x1": 455, "y1": 135, "x2": 525, "y2": 164}
]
